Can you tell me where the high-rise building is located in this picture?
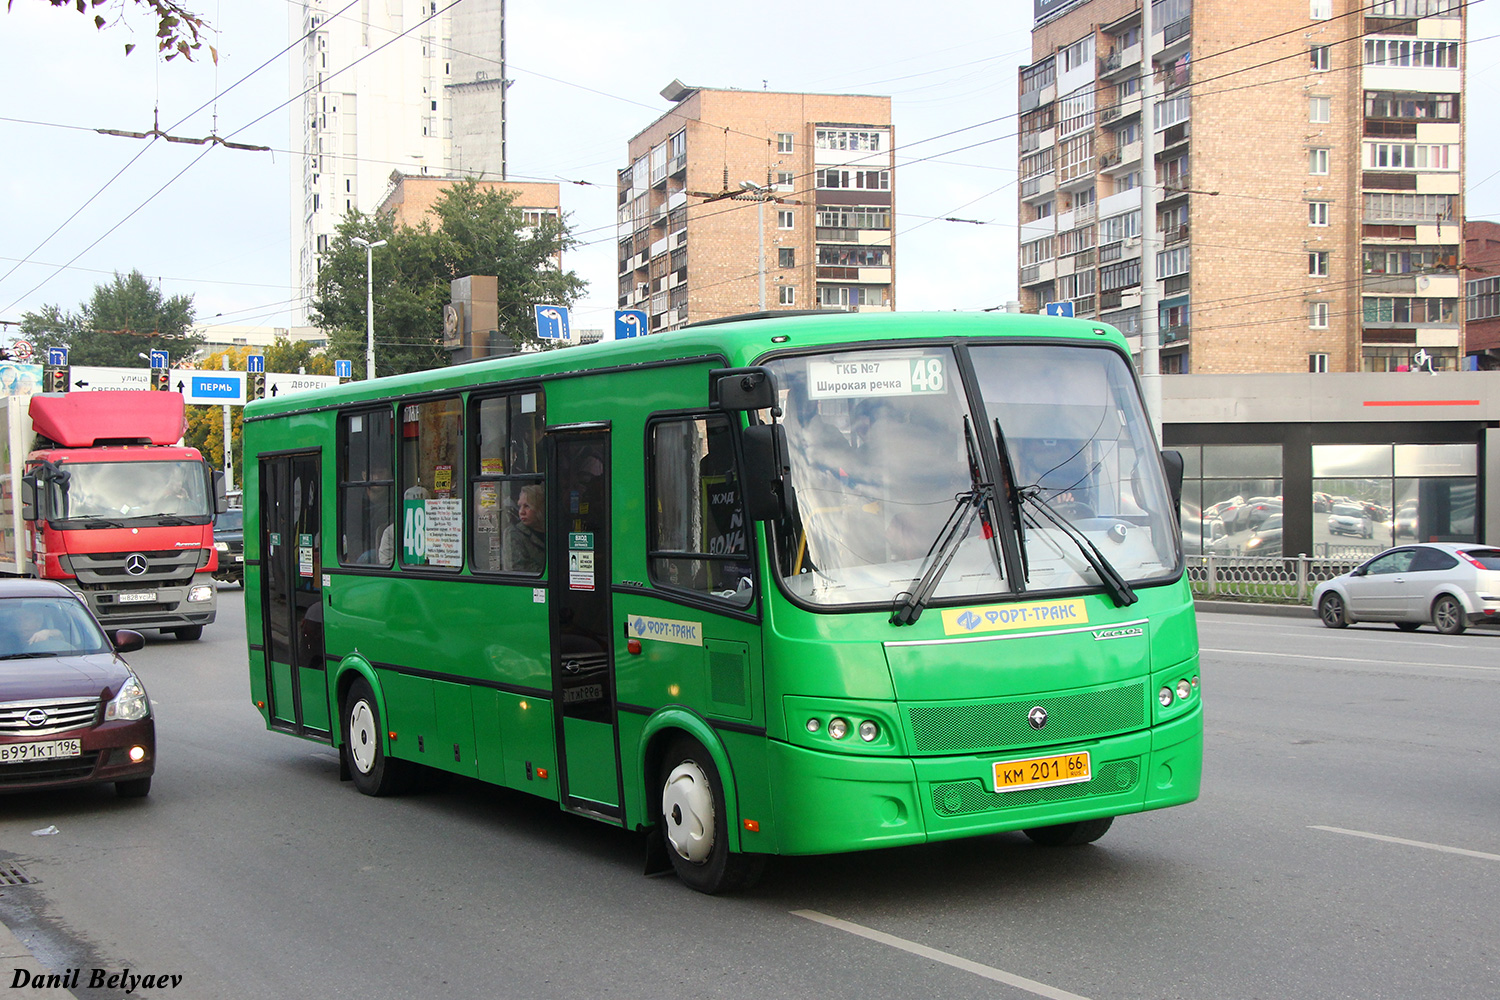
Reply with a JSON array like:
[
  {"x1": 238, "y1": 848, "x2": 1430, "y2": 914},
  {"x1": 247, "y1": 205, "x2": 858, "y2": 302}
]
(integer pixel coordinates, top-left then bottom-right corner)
[
  {"x1": 1018, "y1": 0, "x2": 1464, "y2": 373},
  {"x1": 290, "y1": 0, "x2": 508, "y2": 322},
  {"x1": 619, "y1": 85, "x2": 894, "y2": 332}
]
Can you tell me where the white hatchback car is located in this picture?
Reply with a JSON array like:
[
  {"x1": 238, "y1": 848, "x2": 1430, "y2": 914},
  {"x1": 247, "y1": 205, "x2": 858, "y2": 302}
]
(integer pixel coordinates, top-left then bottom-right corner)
[{"x1": 1314, "y1": 543, "x2": 1500, "y2": 635}]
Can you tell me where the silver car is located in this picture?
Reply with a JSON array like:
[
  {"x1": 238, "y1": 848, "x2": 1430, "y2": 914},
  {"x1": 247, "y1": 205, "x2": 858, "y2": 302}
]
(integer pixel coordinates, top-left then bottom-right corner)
[{"x1": 1314, "y1": 543, "x2": 1500, "y2": 635}]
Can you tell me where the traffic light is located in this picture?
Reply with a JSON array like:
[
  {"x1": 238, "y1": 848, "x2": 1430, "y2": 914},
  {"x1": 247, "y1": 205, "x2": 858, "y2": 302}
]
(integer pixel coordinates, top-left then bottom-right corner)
[
  {"x1": 252, "y1": 373, "x2": 266, "y2": 400},
  {"x1": 155, "y1": 369, "x2": 170, "y2": 392},
  {"x1": 45, "y1": 366, "x2": 69, "y2": 392}
]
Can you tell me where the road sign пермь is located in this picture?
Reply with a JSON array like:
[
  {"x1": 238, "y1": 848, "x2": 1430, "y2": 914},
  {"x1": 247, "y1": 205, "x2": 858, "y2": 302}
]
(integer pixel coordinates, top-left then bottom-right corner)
[{"x1": 180, "y1": 371, "x2": 247, "y2": 405}]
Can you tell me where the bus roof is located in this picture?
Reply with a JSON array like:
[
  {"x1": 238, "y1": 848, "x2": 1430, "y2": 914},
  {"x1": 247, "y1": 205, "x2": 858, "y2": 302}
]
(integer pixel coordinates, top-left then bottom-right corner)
[{"x1": 245, "y1": 311, "x2": 1127, "y2": 419}]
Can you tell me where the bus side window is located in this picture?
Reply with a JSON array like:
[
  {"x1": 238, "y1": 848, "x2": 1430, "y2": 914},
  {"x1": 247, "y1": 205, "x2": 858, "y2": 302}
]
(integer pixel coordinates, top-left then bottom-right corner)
[
  {"x1": 649, "y1": 414, "x2": 752, "y2": 606},
  {"x1": 338, "y1": 408, "x2": 395, "y2": 566},
  {"x1": 472, "y1": 391, "x2": 545, "y2": 575}
]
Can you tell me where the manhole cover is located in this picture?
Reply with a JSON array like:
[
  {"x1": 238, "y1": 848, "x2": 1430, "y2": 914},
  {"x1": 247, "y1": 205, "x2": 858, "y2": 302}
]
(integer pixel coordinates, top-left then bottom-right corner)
[{"x1": 0, "y1": 861, "x2": 38, "y2": 886}]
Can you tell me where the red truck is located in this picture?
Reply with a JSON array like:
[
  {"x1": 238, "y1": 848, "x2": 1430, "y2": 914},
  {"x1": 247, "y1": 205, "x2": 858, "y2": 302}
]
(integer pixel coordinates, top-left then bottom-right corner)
[{"x1": 0, "y1": 390, "x2": 224, "y2": 640}]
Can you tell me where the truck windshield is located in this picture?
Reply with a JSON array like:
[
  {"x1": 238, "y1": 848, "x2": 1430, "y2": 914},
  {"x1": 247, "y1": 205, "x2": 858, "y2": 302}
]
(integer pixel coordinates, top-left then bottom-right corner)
[
  {"x1": 970, "y1": 343, "x2": 1178, "y2": 591},
  {"x1": 765, "y1": 343, "x2": 1178, "y2": 608},
  {"x1": 49, "y1": 460, "x2": 212, "y2": 524}
]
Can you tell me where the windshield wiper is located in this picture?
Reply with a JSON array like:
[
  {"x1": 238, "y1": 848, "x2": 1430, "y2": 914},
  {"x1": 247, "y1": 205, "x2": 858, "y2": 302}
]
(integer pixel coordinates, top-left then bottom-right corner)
[
  {"x1": 1019, "y1": 490, "x2": 1137, "y2": 608},
  {"x1": 0, "y1": 651, "x2": 63, "y2": 659},
  {"x1": 890, "y1": 482, "x2": 994, "y2": 626},
  {"x1": 990, "y1": 418, "x2": 1029, "y2": 586},
  {"x1": 141, "y1": 513, "x2": 194, "y2": 525}
]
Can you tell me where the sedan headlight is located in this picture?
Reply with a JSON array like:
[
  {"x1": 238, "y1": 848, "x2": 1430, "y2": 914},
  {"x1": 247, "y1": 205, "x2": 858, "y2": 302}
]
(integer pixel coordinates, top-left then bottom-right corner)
[{"x1": 105, "y1": 674, "x2": 151, "y2": 722}]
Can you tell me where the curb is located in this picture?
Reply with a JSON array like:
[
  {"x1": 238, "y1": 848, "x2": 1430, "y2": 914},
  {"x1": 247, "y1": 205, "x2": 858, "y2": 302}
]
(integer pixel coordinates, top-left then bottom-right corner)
[
  {"x1": 0, "y1": 922, "x2": 79, "y2": 1000},
  {"x1": 1195, "y1": 599, "x2": 1313, "y2": 618}
]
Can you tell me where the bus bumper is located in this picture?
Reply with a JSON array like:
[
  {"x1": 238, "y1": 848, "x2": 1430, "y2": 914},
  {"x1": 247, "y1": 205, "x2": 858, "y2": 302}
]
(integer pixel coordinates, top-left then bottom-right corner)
[{"x1": 765, "y1": 707, "x2": 1202, "y2": 856}]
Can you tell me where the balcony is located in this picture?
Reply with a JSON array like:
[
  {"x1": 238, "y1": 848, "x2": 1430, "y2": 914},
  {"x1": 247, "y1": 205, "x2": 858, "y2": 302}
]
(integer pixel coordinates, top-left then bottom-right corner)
[
  {"x1": 1163, "y1": 323, "x2": 1190, "y2": 344},
  {"x1": 1163, "y1": 223, "x2": 1189, "y2": 246}
]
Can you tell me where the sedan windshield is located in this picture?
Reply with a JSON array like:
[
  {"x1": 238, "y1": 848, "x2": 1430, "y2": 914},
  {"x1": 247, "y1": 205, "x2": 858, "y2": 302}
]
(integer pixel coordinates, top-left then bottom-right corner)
[
  {"x1": 49, "y1": 460, "x2": 211, "y2": 524},
  {"x1": 0, "y1": 598, "x2": 112, "y2": 659}
]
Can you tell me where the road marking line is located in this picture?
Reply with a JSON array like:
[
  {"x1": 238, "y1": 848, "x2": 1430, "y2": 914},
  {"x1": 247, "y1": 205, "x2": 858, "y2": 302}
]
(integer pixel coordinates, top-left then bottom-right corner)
[
  {"x1": 791, "y1": 909, "x2": 1091, "y2": 1000},
  {"x1": 1312, "y1": 826, "x2": 1500, "y2": 862},
  {"x1": 1200, "y1": 647, "x2": 1500, "y2": 673}
]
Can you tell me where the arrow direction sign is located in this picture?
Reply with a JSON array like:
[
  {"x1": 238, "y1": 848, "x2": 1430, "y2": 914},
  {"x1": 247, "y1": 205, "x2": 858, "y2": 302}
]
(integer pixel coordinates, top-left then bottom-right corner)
[
  {"x1": 47, "y1": 348, "x2": 68, "y2": 367},
  {"x1": 264, "y1": 372, "x2": 340, "y2": 399},
  {"x1": 534, "y1": 304, "x2": 571, "y2": 341},
  {"x1": 1044, "y1": 301, "x2": 1074, "y2": 318},
  {"x1": 68, "y1": 365, "x2": 153, "y2": 392},
  {"x1": 247, "y1": 355, "x2": 265, "y2": 374},
  {"x1": 149, "y1": 349, "x2": 170, "y2": 369},
  {"x1": 614, "y1": 309, "x2": 647, "y2": 339},
  {"x1": 181, "y1": 371, "x2": 247, "y2": 405},
  {"x1": 335, "y1": 359, "x2": 353, "y2": 379}
]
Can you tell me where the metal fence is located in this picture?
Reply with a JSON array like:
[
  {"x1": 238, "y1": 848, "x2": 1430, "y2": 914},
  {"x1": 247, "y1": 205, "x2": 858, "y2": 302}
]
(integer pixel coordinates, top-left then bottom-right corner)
[{"x1": 1187, "y1": 553, "x2": 1364, "y2": 603}]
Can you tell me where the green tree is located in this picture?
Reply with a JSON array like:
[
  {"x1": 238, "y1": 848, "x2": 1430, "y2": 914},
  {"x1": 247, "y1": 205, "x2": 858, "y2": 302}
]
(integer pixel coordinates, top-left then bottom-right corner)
[
  {"x1": 17, "y1": 0, "x2": 214, "y2": 61},
  {"x1": 314, "y1": 179, "x2": 588, "y2": 379},
  {"x1": 21, "y1": 269, "x2": 203, "y2": 367}
]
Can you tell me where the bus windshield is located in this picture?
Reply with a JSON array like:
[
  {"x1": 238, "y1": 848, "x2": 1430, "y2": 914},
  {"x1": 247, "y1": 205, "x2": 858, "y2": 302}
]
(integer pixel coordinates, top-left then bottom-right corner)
[{"x1": 767, "y1": 343, "x2": 1177, "y2": 607}]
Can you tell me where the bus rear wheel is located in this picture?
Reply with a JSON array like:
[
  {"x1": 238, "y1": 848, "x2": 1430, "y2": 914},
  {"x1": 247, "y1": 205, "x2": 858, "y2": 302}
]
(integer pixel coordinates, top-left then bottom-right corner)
[
  {"x1": 1023, "y1": 817, "x2": 1114, "y2": 847},
  {"x1": 659, "y1": 736, "x2": 764, "y2": 894},
  {"x1": 342, "y1": 678, "x2": 413, "y2": 796}
]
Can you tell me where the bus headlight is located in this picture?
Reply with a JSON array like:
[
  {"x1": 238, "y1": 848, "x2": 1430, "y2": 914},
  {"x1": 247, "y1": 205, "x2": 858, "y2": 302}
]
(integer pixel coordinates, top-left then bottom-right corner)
[
  {"x1": 188, "y1": 585, "x2": 214, "y2": 603},
  {"x1": 858, "y1": 720, "x2": 879, "y2": 742},
  {"x1": 1159, "y1": 686, "x2": 1174, "y2": 708},
  {"x1": 827, "y1": 717, "x2": 849, "y2": 740}
]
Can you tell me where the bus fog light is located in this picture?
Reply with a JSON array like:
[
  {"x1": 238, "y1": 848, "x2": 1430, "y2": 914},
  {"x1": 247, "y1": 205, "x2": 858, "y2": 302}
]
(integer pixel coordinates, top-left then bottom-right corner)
[
  {"x1": 188, "y1": 585, "x2": 214, "y2": 603},
  {"x1": 828, "y1": 717, "x2": 849, "y2": 740},
  {"x1": 858, "y1": 720, "x2": 879, "y2": 742},
  {"x1": 1158, "y1": 687, "x2": 1174, "y2": 708},
  {"x1": 1176, "y1": 680, "x2": 1192, "y2": 701},
  {"x1": 806, "y1": 718, "x2": 821, "y2": 734}
]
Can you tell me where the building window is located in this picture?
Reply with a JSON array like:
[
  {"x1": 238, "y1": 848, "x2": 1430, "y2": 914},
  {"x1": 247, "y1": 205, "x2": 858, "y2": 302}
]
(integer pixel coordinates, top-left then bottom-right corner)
[
  {"x1": 1363, "y1": 38, "x2": 1460, "y2": 69},
  {"x1": 1311, "y1": 45, "x2": 1331, "y2": 71},
  {"x1": 1468, "y1": 276, "x2": 1500, "y2": 321},
  {"x1": 814, "y1": 129, "x2": 885, "y2": 151},
  {"x1": 1062, "y1": 35, "x2": 1094, "y2": 73},
  {"x1": 1309, "y1": 201, "x2": 1330, "y2": 226},
  {"x1": 1309, "y1": 251, "x2": 1329, "y2": 276},
  {"x1": 779, "y1": 247, "x2": 795, "y2": 268},
  {"x1": 777, "y1": 133, "x2": 793, "y2": 153},
  {"x1": 1310, "y1": 96, "x2": 1331, "y2": 123},
  {"x1": 778, "y1": 210, "x2": 794, "y2": 229},
  {"x1": 1313, "y1": 443, "x2": 1477, "y2": 550},
  {"x1": 1366, "y1": 142, "x2": 1455, "y2": 171},
  {"x1": 1310, "y1": 302, "x2": 1330, "y2": 328},
  {"x1": 775, "y1": 171, "x2": 794, "y2": 189},
  {"x1": 1310, "y1": 0, "x2": 1331, "y2": 19},
  {"x1": 1174, "y1": 444, "x2": 1283, "y2": 556},
  {"x1": 1309, "y1": 353, "x2": 1329, "y2": 373},
  {"x1": 1309, "y1": 148, "x2": 1330, "y2": 175},
  {"x1": 779, "y1": 285, "x2": 796, "y2": 305},
  {"x1": 1033, "y1": 200, "x2": 1054, "y2": 220}
]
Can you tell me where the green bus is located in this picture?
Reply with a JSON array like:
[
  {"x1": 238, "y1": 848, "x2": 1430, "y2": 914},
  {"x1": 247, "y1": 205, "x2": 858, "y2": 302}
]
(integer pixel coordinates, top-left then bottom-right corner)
[{"x1": 243, "y1": 311, "x2": 1201, "y2": 893}]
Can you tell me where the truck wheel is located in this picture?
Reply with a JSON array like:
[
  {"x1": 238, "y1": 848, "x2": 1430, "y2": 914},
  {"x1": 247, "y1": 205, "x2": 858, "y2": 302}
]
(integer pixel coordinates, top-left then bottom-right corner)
[{"x1": 172, "y1": 625, "x2": 203, "y2": 641}]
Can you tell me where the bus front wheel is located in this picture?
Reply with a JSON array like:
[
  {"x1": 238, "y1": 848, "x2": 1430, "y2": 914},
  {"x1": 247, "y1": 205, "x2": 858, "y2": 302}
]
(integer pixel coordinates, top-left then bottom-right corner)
[
  {"x1": 342, "y1": 678, "x2": 413, "y2": 796},
  {"x1": 1023, "y1": 816, "x2": 1114, "y2": 847},
  {"x1": 659, "y1": 736, "x2": 764, "y2": 894}
]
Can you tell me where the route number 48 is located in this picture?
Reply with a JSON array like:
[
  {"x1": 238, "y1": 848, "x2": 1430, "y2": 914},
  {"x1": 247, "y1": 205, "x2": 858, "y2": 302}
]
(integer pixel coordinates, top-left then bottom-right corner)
[
  {"x1": 910, "y1": 357, "x2": 945, "y2": 392},
  {"x1": 403, "y1": 502, "x2": 427, "y2": 563}
]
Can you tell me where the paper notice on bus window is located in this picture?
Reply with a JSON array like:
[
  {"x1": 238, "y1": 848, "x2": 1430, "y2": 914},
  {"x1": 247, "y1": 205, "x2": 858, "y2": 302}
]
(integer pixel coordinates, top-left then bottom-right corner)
[
  {"x1": 424, "y1": 499, "x2": 462, "y2": 568},
  {"x1": 806, "y1": 357, "x2": 948, "y2": 400}
]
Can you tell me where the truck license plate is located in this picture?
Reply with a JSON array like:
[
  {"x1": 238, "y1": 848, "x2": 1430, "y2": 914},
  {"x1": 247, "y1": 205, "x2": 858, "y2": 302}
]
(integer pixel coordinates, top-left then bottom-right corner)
[{"x1": 117, "y1": 592, "x2": 157, "y2": 604}]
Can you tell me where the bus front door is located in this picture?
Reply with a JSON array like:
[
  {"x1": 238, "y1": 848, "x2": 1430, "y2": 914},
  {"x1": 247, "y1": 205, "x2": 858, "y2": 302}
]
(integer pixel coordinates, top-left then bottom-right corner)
[
  {"x1": 547, "y1": 427, "x2": 622, "y2": 820},
  {"x1": 259, "y1": 452, "x2": 331, "y2": 739}
]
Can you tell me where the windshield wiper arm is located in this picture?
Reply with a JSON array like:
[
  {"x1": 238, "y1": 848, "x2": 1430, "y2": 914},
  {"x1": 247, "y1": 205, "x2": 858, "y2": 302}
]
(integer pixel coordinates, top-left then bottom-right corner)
[
  {"x1": 141, "y1": 513, "x2": 194, "y2": 525},
  {"x1": 71, "y1": 515, "x2": 126, "y2": 528},
  {"x1": 990, "y1": 418, "x2": 1029, "y2": 586},
  {"x1": 890, "y1": 484, "x2": 994, "y2": 626},
  {"x1": 1020, "y1": 490, "x2": 1138, "y2": 607}
]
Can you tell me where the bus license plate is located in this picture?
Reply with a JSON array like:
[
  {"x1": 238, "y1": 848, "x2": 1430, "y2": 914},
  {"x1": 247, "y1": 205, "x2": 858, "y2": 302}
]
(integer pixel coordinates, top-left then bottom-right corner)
[
  {"x1": 117, "y1": 592, "x2": 157, "y2": 604},
  {"x1": 992, "y1": 751, "x2": 1091, "y2": 793},
  {"x1": 1, "y1": 739, "x2": 82, "y2": 764}
]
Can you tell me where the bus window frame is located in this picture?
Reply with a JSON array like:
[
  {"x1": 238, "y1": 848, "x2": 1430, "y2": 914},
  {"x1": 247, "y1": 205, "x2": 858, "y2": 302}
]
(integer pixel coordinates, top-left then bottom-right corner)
[
  {"x1": 643, "y1": 408, "x2": 762, "y2": 622},
  {"x1": 336, "y1": 404, "x2": 397, "y2": 570},
  {"x1": 468, "y1": 386, "x2": 547, "y2": 578}
]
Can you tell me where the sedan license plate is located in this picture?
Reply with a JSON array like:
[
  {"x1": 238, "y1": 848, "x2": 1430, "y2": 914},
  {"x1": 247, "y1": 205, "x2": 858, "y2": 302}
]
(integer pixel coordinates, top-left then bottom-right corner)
[
  {"x1": 117, "y1": 591, "x2": 157, "y2": 604},
  {"x1": 1, "y1": 739, "x2": 82, "y2": 764},
  {"x1": 992, "y1": 751, "x2": 1091, "y2": 793}
]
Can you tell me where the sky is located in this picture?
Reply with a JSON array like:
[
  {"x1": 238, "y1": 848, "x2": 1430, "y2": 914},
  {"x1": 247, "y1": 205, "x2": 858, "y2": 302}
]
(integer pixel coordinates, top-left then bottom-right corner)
[{"x1": 1, "y1": 0, "x2": 1498, "y2": 349}]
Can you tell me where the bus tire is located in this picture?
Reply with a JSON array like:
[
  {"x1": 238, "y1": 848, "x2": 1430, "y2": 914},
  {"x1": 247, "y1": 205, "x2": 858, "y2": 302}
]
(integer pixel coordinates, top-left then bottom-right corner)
[
  {"x1": 659, "y1": 736, "x2": 765, "y2": 894},
  {"x1": 1023, "y1": 816, "x2": 1113, "y2": 847},
  {"x1": 342, "y1": 678, "x2": 413, "y2": 796}
]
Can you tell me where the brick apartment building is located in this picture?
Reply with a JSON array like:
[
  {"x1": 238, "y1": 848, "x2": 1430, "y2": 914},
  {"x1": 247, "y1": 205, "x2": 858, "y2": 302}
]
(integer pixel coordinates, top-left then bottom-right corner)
[
  {"x1": 1018, "y1": 0, "x2": 1465, "y2": 373},
  {"x1": 1466, "y1": 220, "x2": 1500, "y2": 368},
  {"x1": 619, "y1": 85, "x2": 894, "y2": 332}
]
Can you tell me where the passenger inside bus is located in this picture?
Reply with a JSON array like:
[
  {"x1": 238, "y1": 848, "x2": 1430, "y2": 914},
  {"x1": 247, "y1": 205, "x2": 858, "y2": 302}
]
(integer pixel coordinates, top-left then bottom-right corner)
[{"x1": 503, "y1": 483, "x2": 546, "y2": 573}]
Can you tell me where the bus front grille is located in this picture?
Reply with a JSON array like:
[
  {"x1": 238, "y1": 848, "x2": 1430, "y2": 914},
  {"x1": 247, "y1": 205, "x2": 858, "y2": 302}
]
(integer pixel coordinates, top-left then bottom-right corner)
[
  {"x1": 930, "y1": 759, "x2": 1140, "y2": 816},
  {"x1": 906, "y1": 683, "x2": 1145, "y2": 754}
]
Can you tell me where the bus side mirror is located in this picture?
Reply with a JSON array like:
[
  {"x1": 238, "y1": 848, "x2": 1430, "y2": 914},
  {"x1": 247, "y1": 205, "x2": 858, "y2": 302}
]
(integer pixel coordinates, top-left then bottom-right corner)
[
  {"x1": 1160, "y1": 449, "x2": 1184, "y2": 518},
  {"x1": 742, "y1": 423, "x2": 789, "y2": 522},
  {"x1": 710, "y1": 367, "x2": 777, "y2": 412},
  {"x1": 212, "y1": 468, "x2": 228, "y2": 514},
  {"x1": 20, "y1": 473, "x2": 36, "y2": 521}
]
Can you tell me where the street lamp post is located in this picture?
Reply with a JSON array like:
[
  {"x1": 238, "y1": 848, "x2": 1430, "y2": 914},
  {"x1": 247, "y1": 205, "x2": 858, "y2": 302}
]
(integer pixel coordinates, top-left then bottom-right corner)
[
  {"x1": 740, "y1": 180, "x2": 769, "y2": 311},
  {"x1": 350, "y1": 236, "x2": 387, "y2": 380}
]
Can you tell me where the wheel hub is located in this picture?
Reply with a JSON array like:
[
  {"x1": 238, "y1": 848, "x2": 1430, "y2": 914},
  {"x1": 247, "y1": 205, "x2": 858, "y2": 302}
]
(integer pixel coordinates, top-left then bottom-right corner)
[
  {"x1": 662, "y1": 761, "x2": 714, "y2": 864},
  {"x1": 348, "y1": 701, "x2": 377, "y2": 774}
]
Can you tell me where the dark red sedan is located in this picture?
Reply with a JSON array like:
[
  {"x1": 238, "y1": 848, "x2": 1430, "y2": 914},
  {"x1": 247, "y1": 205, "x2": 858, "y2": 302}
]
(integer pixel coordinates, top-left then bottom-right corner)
[{"x1": 0, "y1": 579, "x2": 154, "y2": 797}]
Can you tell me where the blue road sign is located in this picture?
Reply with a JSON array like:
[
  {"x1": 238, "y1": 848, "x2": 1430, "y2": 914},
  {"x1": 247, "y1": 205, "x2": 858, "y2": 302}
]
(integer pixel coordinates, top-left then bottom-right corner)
[
  {"x1": 335, "y1": 359, "x2": 353, "y2": 378},
  {"x1": 247, "y1": 354, "x2": 265, "y2": 373},
  {"x1": 534, "y1": 304, "x2": 571, "y2": 341},
  {"x1": 614, "y1": 309, "x2": 647, "y2": 339},
  {"x1": 149, "y1": 349, "x2": 170, "y2": 369},
  {"x1": 1044, "y1": 301, "x2": 1074, "y2": 318},
  {"x1": 47, "y1": 348, "x2": 68, "y2": 367},
  {"x1": 182, "y1": 371, "x2": 247, "y2": 405}
]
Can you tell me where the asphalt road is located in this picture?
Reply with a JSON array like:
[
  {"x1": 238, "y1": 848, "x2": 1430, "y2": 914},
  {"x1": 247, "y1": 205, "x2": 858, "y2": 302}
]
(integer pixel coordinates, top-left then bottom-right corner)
[{"x1": 3, "y1": 598, "x2": 1498, "y2": 1000}]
